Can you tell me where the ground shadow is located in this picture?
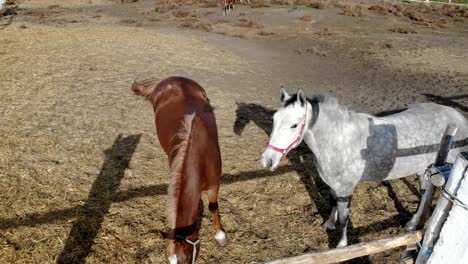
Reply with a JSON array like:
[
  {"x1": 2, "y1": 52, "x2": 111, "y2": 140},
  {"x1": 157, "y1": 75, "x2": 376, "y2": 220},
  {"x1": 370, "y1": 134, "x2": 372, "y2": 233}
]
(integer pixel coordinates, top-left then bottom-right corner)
[
  {"x1": 57, "y1": 134, "x2": 141, "y2": 264},
  {"x1": 234, "y1": 102, "x2": 344, "y2": 248},
  {"x1": 423, "y1": 93, "x2": 468, "y2": 113},
  {"x1": 0, "y1": 166, "x2": 297, "y2": 231}
]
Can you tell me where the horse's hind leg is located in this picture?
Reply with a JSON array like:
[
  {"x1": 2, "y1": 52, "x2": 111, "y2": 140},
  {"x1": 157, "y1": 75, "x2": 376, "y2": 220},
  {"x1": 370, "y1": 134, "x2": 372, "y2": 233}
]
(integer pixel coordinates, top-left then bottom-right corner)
[
  {"x1": 322, "y1": 194, "x2": 338, "y2": 231},
  {"x1": 336, "y1": 195, "x2": 352, "y2": 247},
  {"x1": 405, "y1": 172, "x2": 434, "y2": 231},
  {"x1": 207, "y1": 187, "x2": 227, "y2": 246}
]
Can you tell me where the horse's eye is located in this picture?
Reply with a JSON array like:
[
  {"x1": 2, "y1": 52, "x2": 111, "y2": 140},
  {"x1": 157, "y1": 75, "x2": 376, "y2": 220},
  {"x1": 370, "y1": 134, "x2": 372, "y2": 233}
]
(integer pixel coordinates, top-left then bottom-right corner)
[{"x1": 291, "y1": 124, "x2": 298, "y2": 129}]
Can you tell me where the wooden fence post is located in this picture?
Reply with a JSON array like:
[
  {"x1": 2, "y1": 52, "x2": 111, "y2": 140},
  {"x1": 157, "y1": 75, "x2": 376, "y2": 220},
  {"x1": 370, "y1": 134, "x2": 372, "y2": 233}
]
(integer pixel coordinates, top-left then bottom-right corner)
[
  {"x1": 407, "y1": 125, "x2": 457, "y2": 232},
  {"x1": 402, "y1": 124, "x2": 457, "y2": 262},
  {"x1": 416, "y1": 152, "x2": 468, "y2": 264}
]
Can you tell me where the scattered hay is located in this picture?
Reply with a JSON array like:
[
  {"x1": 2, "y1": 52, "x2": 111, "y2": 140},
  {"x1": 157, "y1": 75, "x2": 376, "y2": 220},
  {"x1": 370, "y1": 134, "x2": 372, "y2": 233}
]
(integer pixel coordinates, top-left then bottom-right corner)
[
  {"x1": 308, "y1": 1, "x2": 326, "y2": 9},
  {"x1": 257, "y1": 30, "x2": 274, "y2": 36},
  {"x1": 251, "y1": 2, "x2": 270, "y2": 8},
  {"x1": 48, "y1": 4, "x2": 61, "y2": 9},
  {"x1": 368, "y1": 5, "x2": 392, "y2": 15},
  {"x1": 390, "y1": 27, "x2": 417, "y2": 34},
  {"x1": 215, "y1": 18, "x2": 229, "y2": 23},
  {"x1": 299, "y1": 14, "x2": 313, "y2": 22},
  {"x1": 120, "y1": 18, "x2": 138, "y2": 24},
  {"x1": 1, "y1": 7, "x2": 16, "y2": 16},
  {"x1": 179, "y1": 18, "x2": 213, "y2": 32},
  {"x1": 271, "y1": 0, "x2": 292, "y2": 5},
  {"x1": 314, "y1": 27, "x2": 334, "y2": 36},
  {"x1": 21, "y1": 8, "x2": 59, "y2": 17},
  {"x1": 203, "y1": 11, "x2": 215, "y2": 16},
  {"x1": 295, "y1": 47, "x2": 327, "y2": 56},
  {"x1": 235, "y1": 19, "x2": 262, "y2": 28},
  {"x1": 339, "y1": 5, "x2": 366, "y2": 17},
  {"x1": 156, "y1": 1, "x2": 179, "y2": 13},
  {"x1": 172, "y1": 10, "x2": 192, "y2": 18},
  {"x1": 404, "y1": 11, "x2": 425, "y2": 22},
  {"x1": 200, "y1": 0, "x2": 219, "y2": 8}
]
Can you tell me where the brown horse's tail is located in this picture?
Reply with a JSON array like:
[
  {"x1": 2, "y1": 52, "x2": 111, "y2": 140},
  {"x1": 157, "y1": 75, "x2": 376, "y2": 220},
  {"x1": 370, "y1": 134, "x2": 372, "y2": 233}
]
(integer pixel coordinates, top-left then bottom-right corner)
[{"x1": 131, "y1": 78, "x2": 160, "y2": 101}]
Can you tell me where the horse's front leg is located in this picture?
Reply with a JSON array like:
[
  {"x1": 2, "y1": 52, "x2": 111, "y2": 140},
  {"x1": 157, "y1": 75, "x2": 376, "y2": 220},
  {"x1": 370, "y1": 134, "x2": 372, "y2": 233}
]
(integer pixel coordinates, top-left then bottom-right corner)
[
  {"x1": 207, "y1": 187, "x2": 227, "y2": 246},
  {"x1": 222, "y1": 0, "x2": 228, "y2": 15},
  {"x1": 336, "y1": 195, "x2": 353, "y2": 247}
]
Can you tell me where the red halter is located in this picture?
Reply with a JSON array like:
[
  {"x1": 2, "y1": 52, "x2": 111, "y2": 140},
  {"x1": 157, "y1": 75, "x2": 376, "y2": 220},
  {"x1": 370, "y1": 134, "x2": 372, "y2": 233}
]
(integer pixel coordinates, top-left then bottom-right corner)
[{"x1": 266, "y1": 103, "x2": 308, "y2": 161}]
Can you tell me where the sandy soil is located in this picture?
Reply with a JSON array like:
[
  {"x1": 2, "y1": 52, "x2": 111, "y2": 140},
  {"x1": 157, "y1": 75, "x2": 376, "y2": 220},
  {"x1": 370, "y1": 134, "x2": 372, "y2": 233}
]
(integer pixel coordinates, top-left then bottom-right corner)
[{"x1": 0, "y1": 0, "x2": 467, "y2": 263}]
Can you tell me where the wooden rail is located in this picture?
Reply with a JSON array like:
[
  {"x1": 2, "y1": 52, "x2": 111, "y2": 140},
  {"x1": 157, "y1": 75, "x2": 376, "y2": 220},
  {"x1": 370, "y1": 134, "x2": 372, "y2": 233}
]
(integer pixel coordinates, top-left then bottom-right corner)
[{"x1": 262, "y1": 231, "x2": 423, "y2": 264}]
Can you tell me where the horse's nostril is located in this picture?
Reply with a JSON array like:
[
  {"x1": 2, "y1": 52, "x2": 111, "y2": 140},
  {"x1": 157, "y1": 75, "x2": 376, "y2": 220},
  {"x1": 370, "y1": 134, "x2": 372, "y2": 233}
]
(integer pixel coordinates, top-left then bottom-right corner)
[{"x1": 267, "y1": 159, "x2": 273, "y2": 168}]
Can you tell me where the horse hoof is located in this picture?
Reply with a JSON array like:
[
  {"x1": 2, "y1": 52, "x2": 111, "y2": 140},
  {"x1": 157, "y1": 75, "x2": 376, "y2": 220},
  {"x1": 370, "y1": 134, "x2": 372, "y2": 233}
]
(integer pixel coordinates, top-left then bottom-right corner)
[
  {"x1": 321, "y1": 222, "x2": 336, "y2": 232},
  {"x1": 400, "y1": 249, "x2": 417, "y2": 264},
  {"x1": 337, "y1": 240, "x2": 347, "y2": 248},
  {"x1": 215, "y1": 230, "x2": 227, "y2": 247},
  {"x1": 405, "y1": 220, "x2": 417, "y2": 232}
]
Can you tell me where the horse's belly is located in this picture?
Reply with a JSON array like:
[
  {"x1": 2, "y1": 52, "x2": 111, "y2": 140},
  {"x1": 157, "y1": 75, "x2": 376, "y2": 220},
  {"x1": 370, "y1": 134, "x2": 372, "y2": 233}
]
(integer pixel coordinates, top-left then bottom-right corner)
[
  {"x1": 383, "y1": 148, "x2": 463, "y2": 180},
  {"x1": 384, "y1": 153, "x2": 435, "y2": 180}
]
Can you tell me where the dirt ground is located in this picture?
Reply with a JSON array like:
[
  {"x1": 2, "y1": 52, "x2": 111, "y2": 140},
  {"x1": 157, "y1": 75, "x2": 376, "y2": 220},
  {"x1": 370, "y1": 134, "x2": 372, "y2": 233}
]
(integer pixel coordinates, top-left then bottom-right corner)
[{"x1": 0, "y1": 0, "x2": 467, "y2": 263}]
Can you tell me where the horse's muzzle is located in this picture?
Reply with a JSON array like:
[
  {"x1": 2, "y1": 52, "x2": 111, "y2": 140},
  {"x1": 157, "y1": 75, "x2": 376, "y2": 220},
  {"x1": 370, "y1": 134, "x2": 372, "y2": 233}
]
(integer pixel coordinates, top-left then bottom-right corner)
[{"x1": 261, "y1": 150, "x2": 281, "y2": 171}]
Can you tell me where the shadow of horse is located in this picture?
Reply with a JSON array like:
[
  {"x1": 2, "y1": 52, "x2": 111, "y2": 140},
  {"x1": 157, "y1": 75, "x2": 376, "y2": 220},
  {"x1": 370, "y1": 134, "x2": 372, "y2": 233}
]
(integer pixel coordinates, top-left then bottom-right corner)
[
  {"x1": 57, "y1": 134, "x2": 141, "y2": 264},
  {"x1": 423, "y1": 93, "x2": 468, "y2": 113}
]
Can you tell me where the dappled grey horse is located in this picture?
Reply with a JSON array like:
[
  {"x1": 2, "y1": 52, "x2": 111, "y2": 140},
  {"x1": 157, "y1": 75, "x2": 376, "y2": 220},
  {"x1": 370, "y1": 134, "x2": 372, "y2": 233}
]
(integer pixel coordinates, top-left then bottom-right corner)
[{"x1": 261, "y1": 89, "x2": 468, "y2": 247}]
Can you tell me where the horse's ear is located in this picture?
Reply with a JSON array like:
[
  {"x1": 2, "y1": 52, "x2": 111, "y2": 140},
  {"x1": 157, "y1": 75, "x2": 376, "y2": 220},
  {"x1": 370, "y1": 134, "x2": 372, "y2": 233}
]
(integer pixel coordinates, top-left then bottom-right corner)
[
  {"x1": 280, "y1": 88, "x2": 291, "y2": 103},
  {"x1": 297, "y1": 89, "x2": 306, "y2": 107}
]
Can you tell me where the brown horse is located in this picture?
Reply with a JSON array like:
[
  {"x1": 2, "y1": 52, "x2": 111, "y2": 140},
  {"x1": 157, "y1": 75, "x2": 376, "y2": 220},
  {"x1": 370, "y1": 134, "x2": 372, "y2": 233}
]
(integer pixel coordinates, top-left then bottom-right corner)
[
  {"x1": 131, "y1": 77, "x2": 226, "y2": 264},
  {"x1": 223, "y1": 0, "x2": 251, "y2": 15}
]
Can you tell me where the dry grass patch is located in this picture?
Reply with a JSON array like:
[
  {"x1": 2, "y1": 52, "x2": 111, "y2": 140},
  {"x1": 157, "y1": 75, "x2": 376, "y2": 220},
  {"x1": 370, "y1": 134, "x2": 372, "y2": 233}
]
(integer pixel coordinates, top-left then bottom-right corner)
[
  {"x1": 235, "y1": 19, "x2": 262, "y2": 28},
  {"x1": 172, "y1": 10, "x2": 192, "y2": 18},
  {"x1": 251, "y1": 2, "x2": 270, "y2": 8},
  {"x1": 368, "y1": 4, "x2": 392, "y2": 15},
  {"x1": 390, "y1": 27, "x2": 417, "y2": 34},
  {"x1": 299, "y1": 14, "x2": 313, "y2": 22},
  {"x1": 339, "y1": 5, "x2": 366, "y2": 17},
  {"x1": 257, "y1": 30, "x2": 274, "y2": 36},
  {"x1": 308, "y1": 1, "x2": 326, "y2": 9},
  {"x1": 120, "y1": 18, "x2": 138, "y2": 24},
  {"x1": 314, "y1": 27, "x2": 334, "y2": 36},
  {"x1": 48, "y1": 4, "x2": 61, "y2": 9},
  {"x1": 179, "y1": 18, "x2": 213, "y2": 31},
  {"x1": 155, "y1": 1, "x2": 180, "y2": 13},
  {"x1": 200, "y1": 0, "x2": 219, "y2": 8}
]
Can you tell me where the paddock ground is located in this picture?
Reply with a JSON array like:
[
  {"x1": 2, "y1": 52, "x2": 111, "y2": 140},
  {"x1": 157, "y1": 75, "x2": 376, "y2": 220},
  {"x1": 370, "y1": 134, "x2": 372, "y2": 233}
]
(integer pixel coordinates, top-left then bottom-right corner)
[{"x1": 0, "y1": 0, "x2": 467, "y2": 263}]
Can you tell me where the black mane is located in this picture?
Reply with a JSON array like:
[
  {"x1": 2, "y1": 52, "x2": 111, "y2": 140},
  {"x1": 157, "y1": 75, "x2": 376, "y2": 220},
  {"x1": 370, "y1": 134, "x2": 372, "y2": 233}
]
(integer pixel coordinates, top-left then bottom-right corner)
[{"x1": 283, "y1": 94, "x2": 324, "y2": 107}]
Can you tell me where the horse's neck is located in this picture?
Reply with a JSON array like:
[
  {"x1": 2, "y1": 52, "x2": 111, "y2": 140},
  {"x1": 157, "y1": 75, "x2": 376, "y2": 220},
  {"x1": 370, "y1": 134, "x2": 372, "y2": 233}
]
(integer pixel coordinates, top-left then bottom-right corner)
[
  {"x1": 175, "y1": 185, "x2": 201, "y2": 228},
  {"x1": 304, "y1": 102, "x2": 357, "y2": 153}
]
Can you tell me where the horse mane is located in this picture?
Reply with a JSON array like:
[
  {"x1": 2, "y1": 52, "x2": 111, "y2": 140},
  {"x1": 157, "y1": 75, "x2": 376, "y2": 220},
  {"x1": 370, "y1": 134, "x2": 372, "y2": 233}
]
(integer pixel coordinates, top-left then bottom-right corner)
[
  {"x1": 131, "y1": 78, "x2": 160, "y2": 101},
  {"x1": 283, "y1": 93, "x2": 354, "y2": 121},
  {"x1": 166, "y1": 113, "x2": 196, "y2": 229}
]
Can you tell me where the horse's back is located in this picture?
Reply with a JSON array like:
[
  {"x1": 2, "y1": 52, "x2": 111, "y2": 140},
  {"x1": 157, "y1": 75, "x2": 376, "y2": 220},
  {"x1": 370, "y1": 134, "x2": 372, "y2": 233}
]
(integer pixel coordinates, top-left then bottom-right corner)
[
  {"x1": 379, "y1": 102, "x2": 468, "y2": 137},
  {"x1": 372, "y1": 102, "x2": 468, "y2": 180},
  {"x1": 153, "y1": 77, "x2": 216, "y2": 152}
]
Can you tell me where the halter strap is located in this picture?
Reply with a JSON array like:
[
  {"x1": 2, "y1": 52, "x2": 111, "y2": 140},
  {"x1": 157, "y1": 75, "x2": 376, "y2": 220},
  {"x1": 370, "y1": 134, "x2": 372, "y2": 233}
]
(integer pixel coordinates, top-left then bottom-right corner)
[
  {"x1": 176, "y1": 235, "x2": 200, "y2": 264},
  {"x1": 267, "y1": 99, "x2": 319, "y2": 160}
]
